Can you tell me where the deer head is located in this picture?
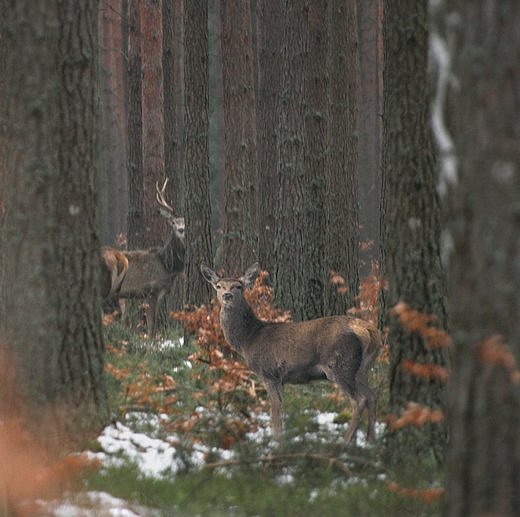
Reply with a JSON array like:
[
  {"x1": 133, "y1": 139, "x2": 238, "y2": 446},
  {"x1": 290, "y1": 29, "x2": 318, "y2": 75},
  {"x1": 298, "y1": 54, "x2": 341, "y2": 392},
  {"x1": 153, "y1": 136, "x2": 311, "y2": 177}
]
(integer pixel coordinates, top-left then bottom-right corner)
[{"x1": 156, "y1": 178, "x2": 185, "y2": 243}]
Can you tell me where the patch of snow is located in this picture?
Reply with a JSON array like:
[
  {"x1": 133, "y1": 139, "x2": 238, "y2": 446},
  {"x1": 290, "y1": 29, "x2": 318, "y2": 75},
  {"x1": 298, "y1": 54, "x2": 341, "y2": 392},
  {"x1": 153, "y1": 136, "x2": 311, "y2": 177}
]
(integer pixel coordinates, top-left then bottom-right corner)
[
  {"x1": 157, "y1": 337, "x2": 184, "y2": 350},
  {"x1": 91, "y1": 422, "x2": 181, "y2": 479},
  {"x1": 39, "y1": 491, "x2": 159, "y2": 517}
]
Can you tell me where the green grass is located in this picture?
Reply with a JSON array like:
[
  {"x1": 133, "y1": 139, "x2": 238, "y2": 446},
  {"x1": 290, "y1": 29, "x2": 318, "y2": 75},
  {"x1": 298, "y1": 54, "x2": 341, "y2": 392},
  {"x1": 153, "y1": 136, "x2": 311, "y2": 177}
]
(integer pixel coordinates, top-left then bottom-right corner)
[{"x1": 78, "y1": 321, "x2": 443, "y2": 516}]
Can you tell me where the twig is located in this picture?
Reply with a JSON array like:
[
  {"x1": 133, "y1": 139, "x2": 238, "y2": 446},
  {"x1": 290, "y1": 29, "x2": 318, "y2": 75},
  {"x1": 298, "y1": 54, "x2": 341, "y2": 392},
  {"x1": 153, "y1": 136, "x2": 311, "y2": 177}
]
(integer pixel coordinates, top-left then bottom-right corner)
[{"x1": 203, "y1": 452, "x2": 353, "y2": 477}]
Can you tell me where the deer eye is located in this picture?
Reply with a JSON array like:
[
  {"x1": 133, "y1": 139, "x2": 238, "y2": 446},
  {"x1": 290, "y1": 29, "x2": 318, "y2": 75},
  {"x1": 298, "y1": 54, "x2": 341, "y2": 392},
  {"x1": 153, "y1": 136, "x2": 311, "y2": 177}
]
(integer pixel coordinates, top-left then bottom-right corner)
[{"x1": 216, "y1": 284, "x2": 221, "y2": 289}]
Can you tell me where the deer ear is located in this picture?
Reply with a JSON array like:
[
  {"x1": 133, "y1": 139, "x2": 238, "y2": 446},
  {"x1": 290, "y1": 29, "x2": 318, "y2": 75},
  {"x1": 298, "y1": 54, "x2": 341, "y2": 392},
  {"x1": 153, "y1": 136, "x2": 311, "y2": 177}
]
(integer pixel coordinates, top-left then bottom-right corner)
[
  {"x1": 200, "y1": 264, "x2": 220, "y2": 286},
  {"x1": 241, "y1": 262, "x2": 261, "y2": 286}
]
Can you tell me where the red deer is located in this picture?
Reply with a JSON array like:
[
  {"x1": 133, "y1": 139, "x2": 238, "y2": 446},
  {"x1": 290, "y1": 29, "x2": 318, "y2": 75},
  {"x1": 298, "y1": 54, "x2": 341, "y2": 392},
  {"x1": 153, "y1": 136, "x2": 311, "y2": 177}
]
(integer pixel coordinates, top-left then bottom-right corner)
[
  {"x1": 102, "y1": 179, "x2": 185, "y2": 337},
  {"x1": 100, "y1": 248, "x2": 128, "y2": 299},
  {"x1": 201, "y1": 262, "x2": 382, "y2": 443}
]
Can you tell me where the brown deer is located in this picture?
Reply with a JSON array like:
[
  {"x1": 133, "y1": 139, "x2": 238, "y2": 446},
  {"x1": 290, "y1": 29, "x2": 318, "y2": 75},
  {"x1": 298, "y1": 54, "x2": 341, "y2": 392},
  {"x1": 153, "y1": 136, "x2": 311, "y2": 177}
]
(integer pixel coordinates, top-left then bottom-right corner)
[
  {"x1": 100, "y1": 248, "x2": 129, "y2": 299},
  {"x1": 201, "y1": 262, "x2": 382, "y2": 443},
  {"x1": 102, "y1": 179, "x2": 185, "y2": 337}
]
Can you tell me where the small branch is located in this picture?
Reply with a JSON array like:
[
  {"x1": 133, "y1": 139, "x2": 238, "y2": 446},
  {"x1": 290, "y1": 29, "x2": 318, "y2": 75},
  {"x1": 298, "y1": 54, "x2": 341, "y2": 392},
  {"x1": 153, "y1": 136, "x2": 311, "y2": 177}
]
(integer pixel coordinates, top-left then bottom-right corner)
[{"x1": 203, "y1": 452, "x2": 353, "y2": 477}]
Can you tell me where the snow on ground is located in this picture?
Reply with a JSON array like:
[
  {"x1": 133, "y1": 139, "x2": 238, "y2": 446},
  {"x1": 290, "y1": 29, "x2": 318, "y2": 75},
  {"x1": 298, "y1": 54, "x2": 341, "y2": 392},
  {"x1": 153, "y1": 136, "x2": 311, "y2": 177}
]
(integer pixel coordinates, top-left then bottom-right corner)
[{"x1": 43, "y1": 337, "x2": 385, "y2": 514}]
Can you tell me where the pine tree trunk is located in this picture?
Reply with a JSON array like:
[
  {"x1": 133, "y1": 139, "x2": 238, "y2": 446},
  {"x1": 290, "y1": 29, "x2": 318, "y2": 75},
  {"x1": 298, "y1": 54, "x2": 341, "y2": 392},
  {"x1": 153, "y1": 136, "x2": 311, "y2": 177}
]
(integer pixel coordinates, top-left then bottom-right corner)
[
  {"x1": 99, "y1": 0, "x2": 128, "y2": 245},
  {"x1": 183, "y1": 0, "x2": 213, "y2": 305},
  {"x1": 0, "y1": 0, "x2": 108, "y2": 449},
  {"x1": 324, "y1": 0, "x2": 360, "y2": 315},
  {"x1": 272, "y1": 1, "x2": 308, "y2": 320},
  {"x1": 256, "y1": 0, "x2": 283, "y2": 276},
  {"x1": 141, "y1": 0, "x2": 166, "y2": 247},
  {"x1": 444, "y1": 2, "x2": 520, "y2": 514},
  {"x1": 380, "y1": 0, "x2": 449, "y2": 464},
  {"x1": 220, "y1": 0, "x2": 258, "y2": 275},
  {"x1": 126, "y1": 0, "x2": 145, "y2": 249}
]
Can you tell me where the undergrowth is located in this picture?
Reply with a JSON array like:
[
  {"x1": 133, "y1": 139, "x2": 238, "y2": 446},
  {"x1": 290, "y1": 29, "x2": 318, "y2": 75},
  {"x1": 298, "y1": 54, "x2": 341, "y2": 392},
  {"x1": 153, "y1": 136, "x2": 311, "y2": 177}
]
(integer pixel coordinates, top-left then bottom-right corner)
[{"x1": 77, "y1": 267, "x2": 443, "y2": 516}]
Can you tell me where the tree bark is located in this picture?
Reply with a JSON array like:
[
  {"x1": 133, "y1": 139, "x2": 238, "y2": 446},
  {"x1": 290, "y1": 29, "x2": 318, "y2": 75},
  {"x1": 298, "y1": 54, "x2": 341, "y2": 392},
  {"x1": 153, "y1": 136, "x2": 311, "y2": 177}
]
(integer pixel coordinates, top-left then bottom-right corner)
[
  {"x1": 444, "y1": 2, "x2": 520, "y2": 515},
  {"x1": 220, "y1": 0, "x2": 258, "y2": 275},
  {"x1": 99, "y1": 0, "x2": 128, "y2": 245},
  {"x1": 380, "y1": 0, "x2": 449, "y2": 464},
  {"x1": 324, "y1": 0, "x2": 360, "y2": 315},
  {"x1": 255, "y1": 0, "x2": 283, "y2": 276},
  {"x1": 272, "y1": 1, "x2": 308, "y2": 321},
  {"x1": 0, "y1": 0, "x2": 108, "y2": 449},
  {"x1": 357, "y1": 0, "x2": 383, "y2": 274},
  {"x1": 183, "y1": 0, "x2": 213, "y2": 305},
  {"x1": 126, "y1": 0, "x2": 145, "y2": 248},
  {"x1": 141, "y1": 0, "x2": 166, "y2": 247}
]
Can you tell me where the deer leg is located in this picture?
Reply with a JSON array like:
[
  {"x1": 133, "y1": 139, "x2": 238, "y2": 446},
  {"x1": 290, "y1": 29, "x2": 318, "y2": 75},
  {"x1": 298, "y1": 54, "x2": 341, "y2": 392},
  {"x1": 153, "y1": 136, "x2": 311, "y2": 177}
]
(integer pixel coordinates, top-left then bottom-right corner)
[
  {"x1": 146, "y1": 288, "x2": 169, "y2": 338},
  {"x1": 327, "y1": 369, "x2": 364, "y2": 445},
  {"x1": 344, "y1": 395, "x2": 367, "y2": 444},
  {"x1": 264, "y1": 379, "x2": 284, "y2": 438},
  {"x1": 145, "y1": 294, "x2": 157, "y2": 338},
  {"x1": 358, "y1": 379, "x2": 376, "y2": 442}
]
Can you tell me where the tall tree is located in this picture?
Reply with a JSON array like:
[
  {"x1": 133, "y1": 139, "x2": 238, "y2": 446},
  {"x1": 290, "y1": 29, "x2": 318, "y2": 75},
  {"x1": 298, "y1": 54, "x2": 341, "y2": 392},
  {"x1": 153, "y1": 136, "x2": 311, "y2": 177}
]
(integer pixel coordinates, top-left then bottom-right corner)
[
  {"x1": 272, "y1": 1, "x2": 308, "y2": 321},
  {"x1": 357, "y1": 0, "x2": 383, "y2": 273},
  {"x1": 220, "y1": 0, "x2": 258, "y2": 275},
  {"x1": 183, "y1": 0, "x2": 213, "y2": 305},
  {"x1": 324, "y1": 0, "x2": 360, "y2": 315},
  {"x1": 0, "y1": 0, "x2": 108, "y2": 447},
  {"x1": 162, "y1": 0, "x2": 185, "y2": 315},
  {"x1": 444, "y1": 2, "x2": 520, "y2": 515},
  {"x1": 141, "y1": 0, "x2": 166, "y2": 247},
  {"x1": 255, "y1": 0, "x2": 283, "y2": 276},
  {"x1": 99, "y1": 0, "x2": 128, "y2": 245},
  {"x1": 126, "y1": 0, "x2": 145, "y2": 248},
  {"x1": 300, "y1": 0, "x2": 328, "y2": 320},
  {"x1": 380, "y1": 0, "x2": 449, "y2": 463}
]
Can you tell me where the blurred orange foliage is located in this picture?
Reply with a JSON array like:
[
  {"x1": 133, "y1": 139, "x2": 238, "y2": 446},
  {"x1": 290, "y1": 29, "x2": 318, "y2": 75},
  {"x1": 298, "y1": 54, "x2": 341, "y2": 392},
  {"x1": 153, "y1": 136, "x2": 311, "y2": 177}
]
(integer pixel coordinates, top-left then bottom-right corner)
[
  {"x1": 0, "y1": 418, "x2": 99, "y2": 515},
  {"x1": 387, "y1": 402, "x2": 445, "y2": 431},
  {"x1": 390, "y1": 301, "x2": 452, "y2": 349},
  {"x1": 387, "y1": 481, "x2": 444, "y2": 503}
]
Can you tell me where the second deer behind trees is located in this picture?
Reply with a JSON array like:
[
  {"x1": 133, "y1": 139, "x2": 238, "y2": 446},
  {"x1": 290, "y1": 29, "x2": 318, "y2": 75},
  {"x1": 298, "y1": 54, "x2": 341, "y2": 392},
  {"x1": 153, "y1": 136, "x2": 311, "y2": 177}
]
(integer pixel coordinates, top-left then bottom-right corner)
[
  {"x1": 102, "y1": 179, "x2": 185, "y2": 337},
  {"x1": 201, "y1": 262, "x2": 381, "y2": 443}
]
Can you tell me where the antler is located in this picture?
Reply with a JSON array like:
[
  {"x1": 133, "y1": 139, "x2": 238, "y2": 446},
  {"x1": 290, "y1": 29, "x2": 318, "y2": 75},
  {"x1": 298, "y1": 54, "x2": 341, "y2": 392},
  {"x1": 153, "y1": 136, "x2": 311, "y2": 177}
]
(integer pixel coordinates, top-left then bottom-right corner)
[{"x1": 155, "y1": 178, "x2": 174, "y2": 213}]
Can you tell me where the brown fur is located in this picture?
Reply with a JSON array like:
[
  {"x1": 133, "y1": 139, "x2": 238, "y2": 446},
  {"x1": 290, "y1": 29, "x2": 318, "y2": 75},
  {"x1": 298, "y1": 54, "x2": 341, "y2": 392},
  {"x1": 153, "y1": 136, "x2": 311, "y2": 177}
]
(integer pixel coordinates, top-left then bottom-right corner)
[{"x1": 201, "y1": 263, "x2": 382, "y2": 443}]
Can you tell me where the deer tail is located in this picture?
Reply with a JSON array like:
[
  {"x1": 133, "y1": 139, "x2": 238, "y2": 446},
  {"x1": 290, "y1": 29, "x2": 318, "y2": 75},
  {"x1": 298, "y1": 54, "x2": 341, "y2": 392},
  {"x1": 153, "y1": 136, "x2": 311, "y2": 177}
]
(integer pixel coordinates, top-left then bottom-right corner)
[{"x1": 348, "y1": 317, "x2": 383, "y2": 375}]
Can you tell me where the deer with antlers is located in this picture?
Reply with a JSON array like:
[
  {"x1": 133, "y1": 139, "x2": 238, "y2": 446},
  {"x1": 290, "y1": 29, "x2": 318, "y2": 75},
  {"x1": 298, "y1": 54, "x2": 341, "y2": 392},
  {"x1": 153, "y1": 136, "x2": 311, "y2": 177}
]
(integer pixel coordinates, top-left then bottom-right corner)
[{"x1": 101, "y1": 179, "x2": 185, "y2": 337}]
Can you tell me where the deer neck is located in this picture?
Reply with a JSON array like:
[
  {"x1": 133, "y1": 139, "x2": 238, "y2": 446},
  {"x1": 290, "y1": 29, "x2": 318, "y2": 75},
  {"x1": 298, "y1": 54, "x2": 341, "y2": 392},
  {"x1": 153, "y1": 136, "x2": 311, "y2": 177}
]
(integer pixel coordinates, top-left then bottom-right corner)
[
  {"x1": 219, "y1": 300, "x2": 263, "y2": 355},
  {"x1": 159, "y1": 231, "x2": 185, "y2": 273}
]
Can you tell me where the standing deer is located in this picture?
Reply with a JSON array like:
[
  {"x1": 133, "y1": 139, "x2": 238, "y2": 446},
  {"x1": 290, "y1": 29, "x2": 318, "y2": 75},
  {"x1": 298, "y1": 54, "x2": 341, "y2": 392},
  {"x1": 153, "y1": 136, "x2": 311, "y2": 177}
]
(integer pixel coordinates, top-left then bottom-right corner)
[
  {"x1": 102, "y1": 179, "x2": 185, "y2": 337},
  {"x1": 201, "y1": 263, "x2": 382, "y2": 443}
]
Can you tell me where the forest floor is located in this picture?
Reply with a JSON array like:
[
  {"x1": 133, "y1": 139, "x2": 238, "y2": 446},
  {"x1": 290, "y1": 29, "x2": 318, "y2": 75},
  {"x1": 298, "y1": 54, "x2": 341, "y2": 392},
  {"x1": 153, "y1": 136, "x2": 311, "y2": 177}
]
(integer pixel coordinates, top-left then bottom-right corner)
[{"x1": 31, "y1": 324, "x2": 441, "y2": 516}]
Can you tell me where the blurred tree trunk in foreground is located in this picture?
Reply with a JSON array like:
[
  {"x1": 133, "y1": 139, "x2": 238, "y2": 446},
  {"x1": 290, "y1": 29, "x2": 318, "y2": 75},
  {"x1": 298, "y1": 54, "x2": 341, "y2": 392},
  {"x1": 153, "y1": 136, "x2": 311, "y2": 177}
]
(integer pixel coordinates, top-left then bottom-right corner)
[
  {"x1": 444, "y1": 2, "x2": 520, "y2": 515},
  {"x1": 0, "y1": 0, "x2": 108, "y2": 449},
  {"x1": 380, "y1": 0, "x2": 449, "y2": 465}
]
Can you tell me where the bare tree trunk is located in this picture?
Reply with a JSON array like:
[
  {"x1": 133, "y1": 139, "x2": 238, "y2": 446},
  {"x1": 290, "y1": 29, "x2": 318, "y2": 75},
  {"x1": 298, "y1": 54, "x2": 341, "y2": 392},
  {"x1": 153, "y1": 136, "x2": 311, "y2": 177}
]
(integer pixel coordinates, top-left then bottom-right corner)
[
  {"x1": 126, "y1": 0, "x2": 145, "y2": 249},
  {"x1": 162, "y1": 0, "x2": 185, "y2": 316},
  {"x1": 272, "y1": 1, "x2": 307, "y2": 320},
  {"x1": 357, "y1": 0, "x2": 383, "y2": 274},
  {"x1": 0, "y1": 0, "x2": 108, "y2": 449},
  {"x1": 220, "y1": 0, "x2": 258, "y2": 275},
  {"x1": 140, "y1": 0, "x2": 165, "y2": 247},
  {"x1": 324, "y1": 0, "x2": 360, "y2": 315},
  {"x1": 380, "y1": 0, "x2": 448, "y2": 465},
  {"x1": 255, "y1": 0, "x2": 282, "y2": 276},
  {"x1": 99, "y1": 0, "x2": 128, "y2": 245},
  {"x1": 183, "y1": 0, "x2": 213, "y2": 305},
  {"x1": 444, "y1": 2, "x2": 520, "y2": 515}
]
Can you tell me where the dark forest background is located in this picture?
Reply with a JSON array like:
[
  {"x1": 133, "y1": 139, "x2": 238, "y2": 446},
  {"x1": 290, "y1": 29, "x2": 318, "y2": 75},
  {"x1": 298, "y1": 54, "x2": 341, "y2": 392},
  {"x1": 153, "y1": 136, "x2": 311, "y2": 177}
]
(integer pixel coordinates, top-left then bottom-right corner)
[{"x1": 1, "y1": 1, "x2": 519, "y2": 514}]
